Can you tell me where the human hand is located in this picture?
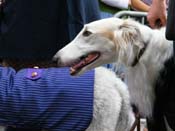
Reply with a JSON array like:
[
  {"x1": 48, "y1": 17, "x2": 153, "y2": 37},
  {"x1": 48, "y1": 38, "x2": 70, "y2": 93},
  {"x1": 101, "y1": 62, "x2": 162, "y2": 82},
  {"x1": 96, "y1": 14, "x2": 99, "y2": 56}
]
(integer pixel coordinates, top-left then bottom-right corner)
[
  {"x1": 147, "y1": 0, "x2": 167, "y2": 28},
  {"x1": 143, "y1": 127, "x2": 148, "y2": 131}
]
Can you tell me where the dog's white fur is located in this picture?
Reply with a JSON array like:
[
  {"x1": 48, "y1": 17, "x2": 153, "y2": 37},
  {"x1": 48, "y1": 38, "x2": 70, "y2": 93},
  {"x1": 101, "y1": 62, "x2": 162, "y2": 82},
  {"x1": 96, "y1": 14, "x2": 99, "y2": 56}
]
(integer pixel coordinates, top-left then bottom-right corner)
[
  {"x1": 54, "y1": 18, "x2": 173, "y2": 119},
  {"x1": 86, "y1": 67, "x2": 134, "y2": 131}
]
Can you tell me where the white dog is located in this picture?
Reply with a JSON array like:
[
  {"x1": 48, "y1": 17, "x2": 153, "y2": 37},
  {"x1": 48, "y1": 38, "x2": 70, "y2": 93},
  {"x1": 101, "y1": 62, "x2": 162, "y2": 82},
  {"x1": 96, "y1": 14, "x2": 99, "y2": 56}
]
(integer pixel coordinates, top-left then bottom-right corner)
[{"x1": 53, "y1": 18, "x2": 173, "y2": 124}]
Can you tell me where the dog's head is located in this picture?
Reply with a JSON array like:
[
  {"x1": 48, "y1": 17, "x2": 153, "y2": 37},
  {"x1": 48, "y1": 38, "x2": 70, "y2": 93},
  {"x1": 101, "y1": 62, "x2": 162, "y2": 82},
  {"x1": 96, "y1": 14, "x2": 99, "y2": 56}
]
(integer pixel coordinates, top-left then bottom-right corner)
[{"x1": 53, "y1": 18, "x2": 146, "y2": 75}]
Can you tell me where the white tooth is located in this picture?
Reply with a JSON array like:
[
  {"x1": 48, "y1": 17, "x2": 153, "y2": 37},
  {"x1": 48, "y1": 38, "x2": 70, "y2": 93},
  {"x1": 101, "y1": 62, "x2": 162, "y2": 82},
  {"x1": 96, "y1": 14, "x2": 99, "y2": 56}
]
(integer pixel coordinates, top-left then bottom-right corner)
[{"x1": 70, "y1": 67, "x2": 76, "y2": 72}]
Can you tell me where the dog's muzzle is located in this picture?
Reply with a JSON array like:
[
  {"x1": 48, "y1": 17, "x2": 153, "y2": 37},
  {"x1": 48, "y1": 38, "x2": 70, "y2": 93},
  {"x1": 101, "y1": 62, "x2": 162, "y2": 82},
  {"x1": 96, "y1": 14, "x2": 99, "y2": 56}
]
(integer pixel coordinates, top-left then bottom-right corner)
[{"x1": 52, "y1": 55, "x2": 61, "y2": 66}]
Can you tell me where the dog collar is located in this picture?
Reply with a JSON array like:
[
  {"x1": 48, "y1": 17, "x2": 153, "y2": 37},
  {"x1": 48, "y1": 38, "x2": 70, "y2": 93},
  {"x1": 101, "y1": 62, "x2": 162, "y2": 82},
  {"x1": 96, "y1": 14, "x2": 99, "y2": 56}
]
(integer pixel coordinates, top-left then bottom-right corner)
[{"x1": 131, "y1": 42, "x2": 148, "y2": 67}]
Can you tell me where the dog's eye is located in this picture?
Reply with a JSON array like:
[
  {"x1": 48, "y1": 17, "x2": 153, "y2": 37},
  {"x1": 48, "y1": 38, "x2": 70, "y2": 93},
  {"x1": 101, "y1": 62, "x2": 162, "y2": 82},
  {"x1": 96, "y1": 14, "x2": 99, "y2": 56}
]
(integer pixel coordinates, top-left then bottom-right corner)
[{"x1": 83, "y1": 30, "x2": 92, "y2": 37}]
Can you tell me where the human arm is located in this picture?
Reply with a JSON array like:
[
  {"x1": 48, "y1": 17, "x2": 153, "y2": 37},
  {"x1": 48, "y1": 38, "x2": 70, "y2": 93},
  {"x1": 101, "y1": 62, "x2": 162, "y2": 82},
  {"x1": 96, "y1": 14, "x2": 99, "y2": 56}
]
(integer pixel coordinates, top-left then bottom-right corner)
[
  {"x1": 147, "y1": 0, "x2": 167, "y2": 28},
  {"x1": 0, "y1": 67, "x2": 94, "y2": 130},
  {"x1": 130, "y1": 0, "x2": 150, "y2": 12}
]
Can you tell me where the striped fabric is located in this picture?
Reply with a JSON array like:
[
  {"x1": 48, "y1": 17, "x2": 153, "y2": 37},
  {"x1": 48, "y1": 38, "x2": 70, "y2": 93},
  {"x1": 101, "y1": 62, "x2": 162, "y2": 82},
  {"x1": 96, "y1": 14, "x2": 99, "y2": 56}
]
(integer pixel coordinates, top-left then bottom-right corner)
[{"x1": 0, "y1": 67, "x2": 94, "y2": 131}]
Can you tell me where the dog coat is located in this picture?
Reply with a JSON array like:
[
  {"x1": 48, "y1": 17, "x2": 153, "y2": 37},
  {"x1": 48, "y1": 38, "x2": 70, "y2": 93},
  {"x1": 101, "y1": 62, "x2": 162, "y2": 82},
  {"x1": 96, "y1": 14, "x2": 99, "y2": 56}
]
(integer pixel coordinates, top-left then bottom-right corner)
[{"x1": 0, "y1": 67, "x2": 94, "y2": 131}]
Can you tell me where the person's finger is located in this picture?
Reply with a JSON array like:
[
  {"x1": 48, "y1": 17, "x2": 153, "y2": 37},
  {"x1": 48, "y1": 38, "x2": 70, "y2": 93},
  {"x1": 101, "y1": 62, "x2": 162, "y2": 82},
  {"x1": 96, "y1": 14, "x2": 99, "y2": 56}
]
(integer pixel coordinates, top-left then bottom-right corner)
[
  {"x1": 143, "y1": 128, "x2": 148, "y2": 131},
  {"x1": 147, "y1": 14, "x2": 156, "y2": 28},
  {"x1": 148, "y1": 19, "x2": 156, "y2": 28},
  {"x1": 160, "y1": 17, "x2": 167, "y2": 27}
]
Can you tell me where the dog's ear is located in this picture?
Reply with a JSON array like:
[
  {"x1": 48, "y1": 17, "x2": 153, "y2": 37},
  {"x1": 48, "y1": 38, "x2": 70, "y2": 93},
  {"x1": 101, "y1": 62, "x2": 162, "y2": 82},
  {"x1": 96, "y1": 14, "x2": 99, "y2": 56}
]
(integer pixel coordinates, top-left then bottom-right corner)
[
  {"x1": 118, "y1": 20, "x2": 144, "y2": 49},
  {"x1": 114, "y1": 19, "x2": 145, "y2": 65}
]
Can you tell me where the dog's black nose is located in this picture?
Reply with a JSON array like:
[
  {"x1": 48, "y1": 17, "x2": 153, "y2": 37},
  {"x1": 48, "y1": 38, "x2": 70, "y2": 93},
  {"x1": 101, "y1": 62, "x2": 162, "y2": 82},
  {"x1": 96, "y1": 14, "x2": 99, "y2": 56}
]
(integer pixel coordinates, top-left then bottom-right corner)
[
  {"x1": 52, "y1": 56, "x2": 58, "y2": 62},
  {"x1": 52, "y1": 56, "x2": 62, "y2": 66}
]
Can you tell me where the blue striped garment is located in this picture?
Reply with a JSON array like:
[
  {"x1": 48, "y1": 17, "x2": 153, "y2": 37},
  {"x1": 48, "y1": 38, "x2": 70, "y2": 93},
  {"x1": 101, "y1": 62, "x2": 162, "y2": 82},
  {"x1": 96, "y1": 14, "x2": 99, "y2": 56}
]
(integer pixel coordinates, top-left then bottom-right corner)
[{"x1": 0, "y1": 67, "x2": 94, "y2": 131}]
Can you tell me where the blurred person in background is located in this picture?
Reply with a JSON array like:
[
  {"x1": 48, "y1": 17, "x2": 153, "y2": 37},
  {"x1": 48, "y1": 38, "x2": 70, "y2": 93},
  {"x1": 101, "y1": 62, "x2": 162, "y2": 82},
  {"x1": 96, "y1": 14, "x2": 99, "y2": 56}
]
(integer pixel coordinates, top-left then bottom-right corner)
[
  {"x1": 0, "y1": 0, "x2": 100, "y2": 131},
  {"x1": 131, "y1": 0, "x2": 168, "y2": 12},
  {"x1": 99, "y1": 0, "x2": 131, "y2": 18},
  {"x1": 0, "y1": 0, "x2": 100, "y2": 70},
  {"x1": 147, "y1": 0, "x2": 175, "y2": 130},
  {"x1": 130, "y1": 0, "x2": 151, "y2": 12},
  {"x1": 101, "y1": 0, "x2": 130, "y2": 10}
]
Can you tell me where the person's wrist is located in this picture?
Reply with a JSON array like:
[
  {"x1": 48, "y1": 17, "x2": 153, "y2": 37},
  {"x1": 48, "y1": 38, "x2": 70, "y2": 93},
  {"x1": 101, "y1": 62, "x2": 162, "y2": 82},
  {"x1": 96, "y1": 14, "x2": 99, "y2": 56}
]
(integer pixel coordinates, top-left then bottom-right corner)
[{"x1": 151, "y1": 0, "x2": 166, "y2": 14}]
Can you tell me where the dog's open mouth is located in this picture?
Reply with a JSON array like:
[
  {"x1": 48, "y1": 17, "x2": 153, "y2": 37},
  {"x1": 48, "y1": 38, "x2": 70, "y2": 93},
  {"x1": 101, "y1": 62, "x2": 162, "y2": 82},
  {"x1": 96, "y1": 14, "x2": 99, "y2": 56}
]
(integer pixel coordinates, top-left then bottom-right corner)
[{"x1": 70, "y1": 52, "x2": 100, "y2": 75}]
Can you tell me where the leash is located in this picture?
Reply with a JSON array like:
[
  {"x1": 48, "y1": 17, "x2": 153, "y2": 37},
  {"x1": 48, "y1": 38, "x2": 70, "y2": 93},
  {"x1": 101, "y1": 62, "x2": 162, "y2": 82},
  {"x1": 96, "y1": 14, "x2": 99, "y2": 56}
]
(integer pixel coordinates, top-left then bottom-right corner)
[
  {"x1": 130, "y1": 112, "x2": 141, "y2": 131},
  {"x1": 130, "y1": 104, "x2": 141, "y2": 131}
]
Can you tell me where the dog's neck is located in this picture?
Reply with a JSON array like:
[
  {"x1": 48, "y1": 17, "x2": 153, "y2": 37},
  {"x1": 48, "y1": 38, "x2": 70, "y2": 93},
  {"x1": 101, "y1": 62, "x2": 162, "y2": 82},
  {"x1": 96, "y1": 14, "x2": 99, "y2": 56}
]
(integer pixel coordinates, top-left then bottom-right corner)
[{"x1": 122, "y1": 28, "x2": 173, "y2": 117}]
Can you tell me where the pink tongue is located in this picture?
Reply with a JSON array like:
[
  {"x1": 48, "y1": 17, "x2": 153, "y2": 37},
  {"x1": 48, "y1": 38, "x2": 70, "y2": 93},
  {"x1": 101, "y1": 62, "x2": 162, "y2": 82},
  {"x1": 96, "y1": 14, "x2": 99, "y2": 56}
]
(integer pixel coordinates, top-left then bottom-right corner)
[
  {"x1": 72, "y1": 60, "x2": 86, "y2": 70},
  {"x1": 70, "y1": 53, "x2": 98, "y2": 75}
]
